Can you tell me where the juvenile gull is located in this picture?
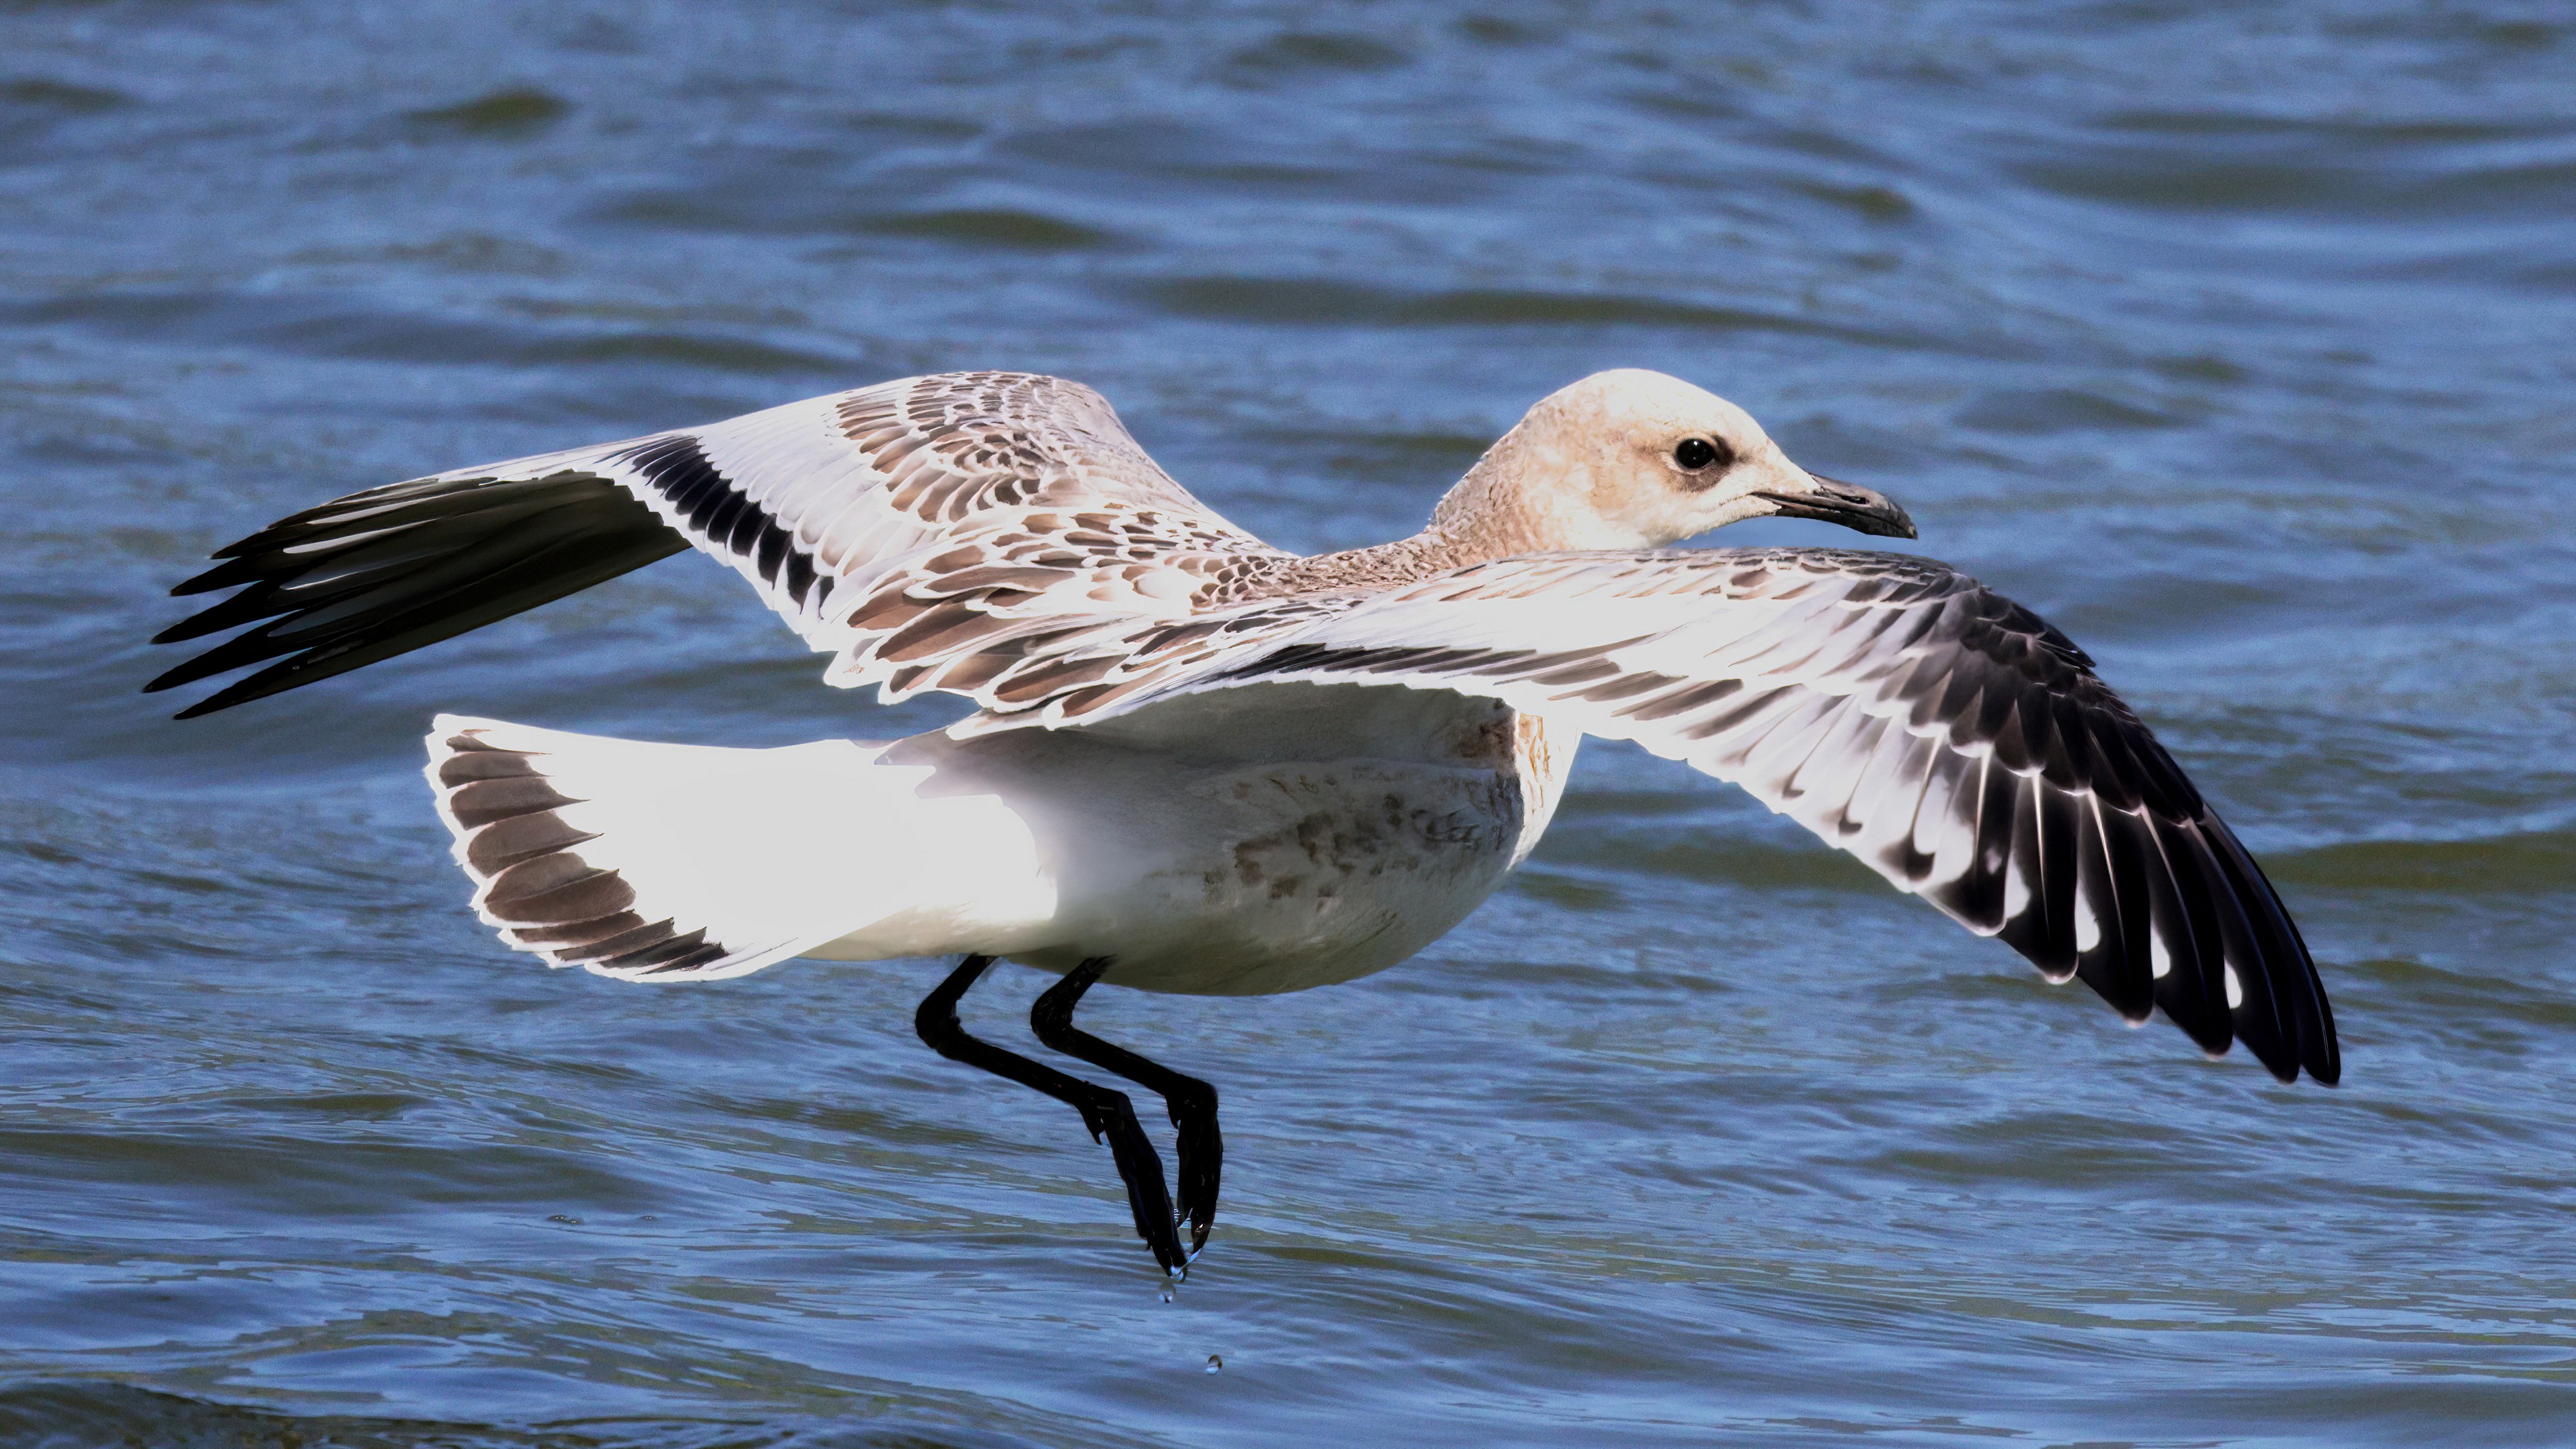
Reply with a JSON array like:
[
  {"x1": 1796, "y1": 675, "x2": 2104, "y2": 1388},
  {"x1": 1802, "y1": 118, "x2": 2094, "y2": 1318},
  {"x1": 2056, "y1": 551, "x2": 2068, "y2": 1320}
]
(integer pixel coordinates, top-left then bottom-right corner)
[{"x1": 150, "y1": 368, "x2": 2338, "y2": 1275}]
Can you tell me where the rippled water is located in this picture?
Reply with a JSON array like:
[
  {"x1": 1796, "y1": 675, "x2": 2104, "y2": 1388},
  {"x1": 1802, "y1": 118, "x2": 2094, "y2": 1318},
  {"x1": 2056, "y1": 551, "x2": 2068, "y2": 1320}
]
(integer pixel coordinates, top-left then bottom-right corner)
[{"x1": 5, "y1": 3, "x2": 2574, "y2": 1444}]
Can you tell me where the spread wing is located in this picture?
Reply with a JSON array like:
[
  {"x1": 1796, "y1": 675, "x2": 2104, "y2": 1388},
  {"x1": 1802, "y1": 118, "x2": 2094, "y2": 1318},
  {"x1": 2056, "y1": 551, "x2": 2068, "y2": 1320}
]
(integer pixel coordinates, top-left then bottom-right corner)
[
  {"x1": 1032, "y1": 547, "x2": 2338, "y2": 1084},
  {"x1": 148, "y1": 371, "x2": 1292, "y2": 716}
]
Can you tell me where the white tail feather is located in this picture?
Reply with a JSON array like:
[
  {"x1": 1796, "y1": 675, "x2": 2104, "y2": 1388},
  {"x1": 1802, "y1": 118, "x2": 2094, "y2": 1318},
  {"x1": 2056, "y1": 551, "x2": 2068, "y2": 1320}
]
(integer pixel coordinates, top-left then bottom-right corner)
[{"x1": 424, "y1": 715, "x2": 939, "y2": 981}]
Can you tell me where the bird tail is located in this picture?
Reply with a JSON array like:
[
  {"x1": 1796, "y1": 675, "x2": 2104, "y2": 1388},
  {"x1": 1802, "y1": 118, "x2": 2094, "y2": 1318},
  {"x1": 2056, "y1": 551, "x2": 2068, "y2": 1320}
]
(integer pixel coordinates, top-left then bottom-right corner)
[{"x1": 424, "y1": 714, "x2": 920, "y2": 982}]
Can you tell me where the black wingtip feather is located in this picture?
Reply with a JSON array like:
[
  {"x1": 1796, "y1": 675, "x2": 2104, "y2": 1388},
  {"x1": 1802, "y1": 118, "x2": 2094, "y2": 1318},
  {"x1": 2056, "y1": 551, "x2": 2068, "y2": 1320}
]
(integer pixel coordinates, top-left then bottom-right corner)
[
  {"x1": 2205, "y1": 816, "x2": 2339, "y2": 1085},
  {"x1": 171, "y1": 555, "x2": 270, "y2": 597},
  {"x1": 150, "y1": 471, "x2": 688, "y2": 717},
  {"x1": 2143, "y1": 823, "x2": 2233, "y2": 1058}
]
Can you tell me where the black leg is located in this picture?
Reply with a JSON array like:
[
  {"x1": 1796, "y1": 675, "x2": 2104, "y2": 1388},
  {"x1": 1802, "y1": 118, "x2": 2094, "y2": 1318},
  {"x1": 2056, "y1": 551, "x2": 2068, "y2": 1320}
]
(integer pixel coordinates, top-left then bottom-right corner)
[
  {"x1": 1031, "y1": 956, "x2": 1224, "y2": 1260},
  {"x1": 913, "y1": 954, "x2": 1188, "y2": 1275}
]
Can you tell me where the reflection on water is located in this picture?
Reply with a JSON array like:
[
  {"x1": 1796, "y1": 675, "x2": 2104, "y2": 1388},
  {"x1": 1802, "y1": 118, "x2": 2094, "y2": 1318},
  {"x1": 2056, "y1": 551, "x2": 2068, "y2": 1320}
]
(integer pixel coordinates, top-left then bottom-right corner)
[{"x1": 3, "y1": 2, "x2": 2573, "y2": 1445}]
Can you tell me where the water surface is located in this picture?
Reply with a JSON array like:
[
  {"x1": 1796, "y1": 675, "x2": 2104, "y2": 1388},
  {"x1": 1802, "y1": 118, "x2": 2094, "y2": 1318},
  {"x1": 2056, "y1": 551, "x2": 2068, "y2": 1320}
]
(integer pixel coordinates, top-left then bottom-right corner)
[{"x1": 3, "y1": 3, "x2": 2574, "y2": 1445}]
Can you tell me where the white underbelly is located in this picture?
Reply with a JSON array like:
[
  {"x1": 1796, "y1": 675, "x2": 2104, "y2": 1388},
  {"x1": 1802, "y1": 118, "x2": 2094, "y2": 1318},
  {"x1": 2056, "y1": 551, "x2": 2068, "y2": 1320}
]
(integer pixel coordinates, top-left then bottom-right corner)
[
  {"x1": 808, "y1": 685, "x2": 1576, "y2": 996},
  {"x1": 1018, "y1": 755, "x2": 1527, "y2": 994}
]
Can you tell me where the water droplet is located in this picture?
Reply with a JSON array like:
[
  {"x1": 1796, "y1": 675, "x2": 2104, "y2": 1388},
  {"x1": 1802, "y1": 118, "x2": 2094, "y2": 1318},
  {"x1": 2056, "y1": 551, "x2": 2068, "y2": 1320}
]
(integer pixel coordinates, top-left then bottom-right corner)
[{"x1": 1205, "y1": 1354, "x2": 1222, "y2": 1374}]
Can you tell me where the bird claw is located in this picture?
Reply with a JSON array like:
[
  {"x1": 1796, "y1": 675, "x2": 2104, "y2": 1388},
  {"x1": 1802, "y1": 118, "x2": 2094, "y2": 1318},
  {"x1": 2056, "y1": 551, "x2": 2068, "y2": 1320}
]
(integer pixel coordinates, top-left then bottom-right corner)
[
  {"x1": 1173, "y1": 1120, "x2": 1221, "y2": 1256},
  {"x1": 1087, "y1": 1086, "x2": 1188, "y2": 1274}
]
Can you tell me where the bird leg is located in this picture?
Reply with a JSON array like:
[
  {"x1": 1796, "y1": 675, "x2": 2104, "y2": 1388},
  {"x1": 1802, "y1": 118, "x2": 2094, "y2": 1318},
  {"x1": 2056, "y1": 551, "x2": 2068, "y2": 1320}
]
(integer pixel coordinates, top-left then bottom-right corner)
[
  {"x1": 1030, "y1": 956, "x2": 1223, "y2": 1260},
  {"x1": 913, "y1": 954, "x2": 1188, "y2": 1275}
]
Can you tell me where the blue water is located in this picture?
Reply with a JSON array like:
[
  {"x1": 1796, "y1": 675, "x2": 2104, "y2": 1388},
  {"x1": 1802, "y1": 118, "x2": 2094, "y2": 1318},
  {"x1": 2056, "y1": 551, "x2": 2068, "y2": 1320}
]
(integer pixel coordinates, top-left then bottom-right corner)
[{"x1": 5, "y1": 3, "x2": 2575, "y2": 1444}]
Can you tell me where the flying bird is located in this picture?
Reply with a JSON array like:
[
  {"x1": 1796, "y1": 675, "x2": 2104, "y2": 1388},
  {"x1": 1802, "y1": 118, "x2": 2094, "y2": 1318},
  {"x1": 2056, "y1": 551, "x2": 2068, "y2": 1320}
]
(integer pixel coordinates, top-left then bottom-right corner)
[{"x1": 149, "y1": 368, "x2": 2338, "y2": 1276}]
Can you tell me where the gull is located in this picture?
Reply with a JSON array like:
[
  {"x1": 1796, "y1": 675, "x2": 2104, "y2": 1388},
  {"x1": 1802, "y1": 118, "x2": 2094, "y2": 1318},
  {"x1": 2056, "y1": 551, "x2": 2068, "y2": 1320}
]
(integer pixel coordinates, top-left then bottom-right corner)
[{"x1": 149, "y1": 368, "x2": 2339, "y2": 1275}]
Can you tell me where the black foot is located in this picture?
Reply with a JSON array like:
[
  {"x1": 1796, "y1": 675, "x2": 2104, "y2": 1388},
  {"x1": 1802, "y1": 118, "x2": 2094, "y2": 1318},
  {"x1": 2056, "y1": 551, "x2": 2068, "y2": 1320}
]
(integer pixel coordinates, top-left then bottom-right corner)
[
  {"x1": 914, "y1": 955, "x2": 1189, "y2": 1274},
  {"x1": 1032, "y1": 956, "x2": 1224, "y2": 1259}
]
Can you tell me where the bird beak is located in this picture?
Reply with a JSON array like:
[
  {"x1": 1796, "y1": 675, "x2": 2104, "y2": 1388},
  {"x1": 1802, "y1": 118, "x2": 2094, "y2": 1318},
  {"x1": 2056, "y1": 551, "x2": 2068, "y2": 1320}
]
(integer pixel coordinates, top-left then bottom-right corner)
[{"x1": 1752, "y1": 470, "x2": 1917, "y2": 540}]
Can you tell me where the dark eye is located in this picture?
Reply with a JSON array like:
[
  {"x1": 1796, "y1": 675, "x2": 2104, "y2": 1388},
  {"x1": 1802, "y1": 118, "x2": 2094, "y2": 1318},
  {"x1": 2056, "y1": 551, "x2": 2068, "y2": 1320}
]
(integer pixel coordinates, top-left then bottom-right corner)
[{"x1": 1672, "y1": 436, "x2": 1728, "y2": 471}]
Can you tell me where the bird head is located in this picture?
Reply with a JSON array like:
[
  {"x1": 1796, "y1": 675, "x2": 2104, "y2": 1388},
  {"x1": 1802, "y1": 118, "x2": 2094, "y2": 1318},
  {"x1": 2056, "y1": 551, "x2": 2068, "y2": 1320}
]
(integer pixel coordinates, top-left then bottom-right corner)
[{"x1": 1453, "y1": 368, "x2": 1916, "y2": 551}]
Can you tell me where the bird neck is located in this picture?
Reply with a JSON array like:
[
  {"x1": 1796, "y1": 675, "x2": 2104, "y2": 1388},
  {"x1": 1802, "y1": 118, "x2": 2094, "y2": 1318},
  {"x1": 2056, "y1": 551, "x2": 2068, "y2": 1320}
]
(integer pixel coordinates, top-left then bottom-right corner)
[
  {"x1": 1422, "y1": 432, "x2": 1564, "y2": 560},
  {"x1": 1263, "y1": 424, "x2": 1575, "y2": 594}
]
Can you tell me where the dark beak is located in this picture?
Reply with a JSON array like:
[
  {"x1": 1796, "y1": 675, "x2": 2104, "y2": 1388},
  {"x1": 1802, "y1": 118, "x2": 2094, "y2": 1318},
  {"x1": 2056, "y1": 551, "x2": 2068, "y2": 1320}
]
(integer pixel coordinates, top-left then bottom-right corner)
[{"x1": 1752, "y1": 473, "x2": 1917, "y2": 540}]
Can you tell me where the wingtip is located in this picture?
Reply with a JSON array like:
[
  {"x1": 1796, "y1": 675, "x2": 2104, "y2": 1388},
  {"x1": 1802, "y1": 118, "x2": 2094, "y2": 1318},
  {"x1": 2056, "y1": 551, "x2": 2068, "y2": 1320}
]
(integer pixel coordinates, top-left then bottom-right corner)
[
  {"x1": 171, "y1": 558, "x2": 256, "y2": 596},
  {"x1": 160, "y1": 666, "x2": 284, "y2": 719},
  {"x1": 2192, "y1": 1020, "x2": 2334, "y2": 1086},
  {"x1": 2250, "y1": 1037, "x2": 2339, "y2": 1087}
]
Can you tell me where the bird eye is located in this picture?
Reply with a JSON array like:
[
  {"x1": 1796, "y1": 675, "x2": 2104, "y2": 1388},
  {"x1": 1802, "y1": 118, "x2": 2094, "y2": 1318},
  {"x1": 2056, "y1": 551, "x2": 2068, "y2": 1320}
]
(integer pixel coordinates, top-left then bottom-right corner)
[{"x1": 1672, "y1": 437, "x2": 1727, "y2": 471}]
